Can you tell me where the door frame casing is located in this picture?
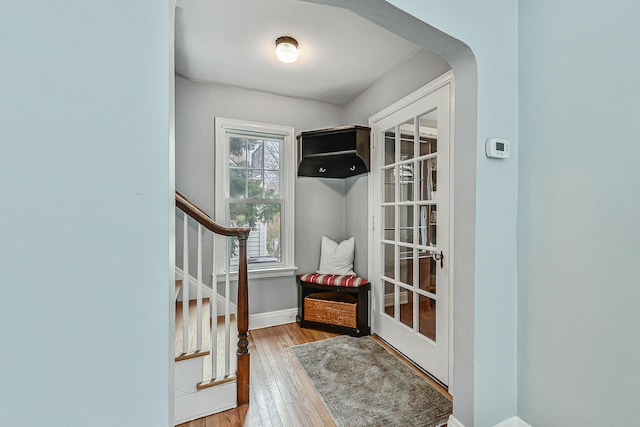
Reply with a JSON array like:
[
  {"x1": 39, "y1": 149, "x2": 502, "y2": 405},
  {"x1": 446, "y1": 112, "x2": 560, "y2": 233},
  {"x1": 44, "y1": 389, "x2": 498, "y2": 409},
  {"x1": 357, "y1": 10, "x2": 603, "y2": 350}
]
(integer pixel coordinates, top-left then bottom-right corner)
[{"x1": 368, "y1": 70, "x2": 455, "y2": 391}]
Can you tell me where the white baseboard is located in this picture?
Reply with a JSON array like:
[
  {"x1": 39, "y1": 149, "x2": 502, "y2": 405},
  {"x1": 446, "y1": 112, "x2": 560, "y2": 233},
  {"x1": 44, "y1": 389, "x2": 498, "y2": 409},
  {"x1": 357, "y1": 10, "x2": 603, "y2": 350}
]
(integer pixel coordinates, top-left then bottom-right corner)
[
  {"x1": 494, "y1": 416, "x2": 533, "y2": 427},
  {"x1": 519, "y1": 418, "x2": 533, "y2": 427},
  {"x1": 447, "y1": 415, "x2": 465, "y2": 427},
  {"x1": 448, "y1": 415, "x2": 532, "y2": 427},
  {"x1": 249, "y1": 308, "x2": 297, "y2": 330}
]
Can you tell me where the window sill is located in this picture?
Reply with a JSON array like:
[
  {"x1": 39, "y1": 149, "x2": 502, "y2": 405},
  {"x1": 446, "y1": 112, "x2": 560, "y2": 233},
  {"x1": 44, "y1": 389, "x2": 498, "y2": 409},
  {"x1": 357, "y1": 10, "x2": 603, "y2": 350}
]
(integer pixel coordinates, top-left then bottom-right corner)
[{"x1": 215, "y1": 266, "x2": 298, "y2": 282}]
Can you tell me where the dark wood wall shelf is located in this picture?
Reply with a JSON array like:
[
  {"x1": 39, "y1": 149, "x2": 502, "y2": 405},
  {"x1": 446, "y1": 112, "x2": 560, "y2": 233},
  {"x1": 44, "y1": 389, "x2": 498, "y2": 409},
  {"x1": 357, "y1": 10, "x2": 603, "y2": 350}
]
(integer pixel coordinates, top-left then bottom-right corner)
[{"x1": 297, "y1": 125, "x2": 371, "y2": 179}]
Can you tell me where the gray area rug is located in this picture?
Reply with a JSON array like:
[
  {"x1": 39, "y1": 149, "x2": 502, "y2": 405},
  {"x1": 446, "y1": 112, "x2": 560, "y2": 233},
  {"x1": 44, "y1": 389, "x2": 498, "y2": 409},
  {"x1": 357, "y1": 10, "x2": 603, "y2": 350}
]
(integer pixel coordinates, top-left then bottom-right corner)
[{"x1": 291, "y1": 335, "x2": 452, "y2": 427}]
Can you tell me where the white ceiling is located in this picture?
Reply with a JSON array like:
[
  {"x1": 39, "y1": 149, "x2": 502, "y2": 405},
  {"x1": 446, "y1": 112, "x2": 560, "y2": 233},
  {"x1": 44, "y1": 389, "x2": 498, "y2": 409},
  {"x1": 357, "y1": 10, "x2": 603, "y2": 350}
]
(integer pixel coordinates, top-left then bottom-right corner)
[{"x1": 175, "y1": 0, "x2": 425, "y2": 105}]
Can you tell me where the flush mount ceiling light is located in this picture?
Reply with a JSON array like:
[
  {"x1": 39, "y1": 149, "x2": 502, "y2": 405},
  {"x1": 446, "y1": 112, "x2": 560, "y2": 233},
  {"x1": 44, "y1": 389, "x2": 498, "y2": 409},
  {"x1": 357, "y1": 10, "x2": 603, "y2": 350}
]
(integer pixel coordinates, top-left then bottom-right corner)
[{"x1": 275, "y1": 36, "x2": 298, "y2": 64}]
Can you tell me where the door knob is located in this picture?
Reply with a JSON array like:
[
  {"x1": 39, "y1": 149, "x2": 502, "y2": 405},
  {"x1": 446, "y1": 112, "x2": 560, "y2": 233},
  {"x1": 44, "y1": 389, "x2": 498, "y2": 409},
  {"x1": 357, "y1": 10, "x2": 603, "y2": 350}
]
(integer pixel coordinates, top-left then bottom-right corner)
[{"x1": 432, "y1": 251, "x2": 444, "y2": 269}]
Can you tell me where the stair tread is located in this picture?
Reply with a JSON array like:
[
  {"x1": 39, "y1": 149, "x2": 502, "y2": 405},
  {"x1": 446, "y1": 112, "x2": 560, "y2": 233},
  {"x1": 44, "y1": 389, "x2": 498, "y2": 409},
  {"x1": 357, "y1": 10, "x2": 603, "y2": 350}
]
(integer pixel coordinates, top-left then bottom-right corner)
[{"x1": 175, "y1": 299, "x2": 211, "y2": 359}]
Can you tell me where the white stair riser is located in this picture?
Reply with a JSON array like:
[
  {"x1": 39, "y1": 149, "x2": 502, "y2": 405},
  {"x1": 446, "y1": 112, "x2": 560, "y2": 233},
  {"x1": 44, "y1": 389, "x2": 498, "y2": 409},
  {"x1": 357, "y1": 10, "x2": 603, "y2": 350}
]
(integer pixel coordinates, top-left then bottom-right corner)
[
  {"x1": 175, "y1": 357, "x2": 204, "y2": 394},
  {"x1": 174, "y1": 380, "x2": 237, "y2": 425}
]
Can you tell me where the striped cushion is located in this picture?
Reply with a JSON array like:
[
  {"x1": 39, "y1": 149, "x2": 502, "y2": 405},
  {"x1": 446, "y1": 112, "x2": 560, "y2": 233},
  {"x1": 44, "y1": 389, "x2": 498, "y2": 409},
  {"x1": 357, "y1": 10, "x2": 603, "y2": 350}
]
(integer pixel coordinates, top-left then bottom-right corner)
[{"x1": 298, "y1": 273, "x2": 368, "y2": 288}]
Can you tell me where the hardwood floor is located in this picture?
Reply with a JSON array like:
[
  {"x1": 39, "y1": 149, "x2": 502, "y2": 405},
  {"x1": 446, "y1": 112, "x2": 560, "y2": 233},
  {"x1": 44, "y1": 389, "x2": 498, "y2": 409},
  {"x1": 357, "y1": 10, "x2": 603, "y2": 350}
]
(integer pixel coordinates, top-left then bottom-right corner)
[{"x1": 177, "y1": 323, "x2": 450, "y2": 427}]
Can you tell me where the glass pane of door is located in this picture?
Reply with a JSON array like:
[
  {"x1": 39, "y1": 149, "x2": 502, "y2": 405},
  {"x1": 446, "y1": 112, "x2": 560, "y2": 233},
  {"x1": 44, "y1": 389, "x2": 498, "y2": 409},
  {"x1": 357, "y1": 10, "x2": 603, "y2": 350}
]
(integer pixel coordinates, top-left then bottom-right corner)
[
  {"x1": 418, "y1": 254, "x2": 436, "y2": 293},
  {"x1": 400, "y1": 117, "x2": 416, "y2": 161},
  {"x1": 383, "y1": 243, "x2": 395, "y2": 279},
  {"x1": 399, "y1": 247, "x2": 414, "y2": 286},
  {"x1": 428, "y1": 205, "x2": 437, "y2": 246},
  {"x1": 399, "y1": 287, "x2": 414, "y2": 329},
  {"x1": 398, "y1": 205, "x2": 414, "y2": 243},
  {"x1": 383, "y1": 281, "x2": 395, "y2": 318},
  {"x1": 384, "y1": 167, "x2": 395, "y2": 203},
  {"x1": 383, "y1": 206, "x2": 395, "y2": 240},
  {"x1": 418, "y1": 158, "x2": 437, "y2": 201},
  {"x1": 418, "y1": 294, "x2": 436, "y2": 341},
  {"x1": 384, "y1": 128, "x2": 396, "y2": 166},
  {"x1": 399, "y1": 162, "x2": 414, "y2": 202},
  {"x1": 418, "y1": 109, "x2": 438, "y2": 153}
]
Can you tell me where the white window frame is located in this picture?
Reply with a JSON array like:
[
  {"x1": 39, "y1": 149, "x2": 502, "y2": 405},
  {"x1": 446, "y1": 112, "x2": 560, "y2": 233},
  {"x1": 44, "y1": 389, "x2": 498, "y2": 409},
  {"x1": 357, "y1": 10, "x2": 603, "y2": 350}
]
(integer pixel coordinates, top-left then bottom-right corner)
[{"x1": 214, "y1": 117, "x2": 296, "y2": 279}]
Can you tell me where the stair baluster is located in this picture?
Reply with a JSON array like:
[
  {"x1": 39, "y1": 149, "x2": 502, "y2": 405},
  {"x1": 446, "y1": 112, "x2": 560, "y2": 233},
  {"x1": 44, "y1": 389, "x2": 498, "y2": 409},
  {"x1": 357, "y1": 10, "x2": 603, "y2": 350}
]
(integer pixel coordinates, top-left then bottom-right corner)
[
  {"x1": 210, "y1": 232, "x2": 218, "y2": 380},
  {"x1": 224, "y1": 241, "x2": 232, "y2": 377},
  {"x1": 182, "y1": 211, "x2": 189, "y2": 356},
  {"x1": 196, "y1": 223, "x2": 203, "y2": 352}
]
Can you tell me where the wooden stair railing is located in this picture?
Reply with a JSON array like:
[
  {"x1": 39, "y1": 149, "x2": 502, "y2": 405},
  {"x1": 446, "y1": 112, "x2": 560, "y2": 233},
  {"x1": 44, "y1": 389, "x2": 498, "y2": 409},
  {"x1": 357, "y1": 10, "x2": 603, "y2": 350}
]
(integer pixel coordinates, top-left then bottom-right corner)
[{"x1": 175, "y1": 191, "x2": 251, "y2": 405}]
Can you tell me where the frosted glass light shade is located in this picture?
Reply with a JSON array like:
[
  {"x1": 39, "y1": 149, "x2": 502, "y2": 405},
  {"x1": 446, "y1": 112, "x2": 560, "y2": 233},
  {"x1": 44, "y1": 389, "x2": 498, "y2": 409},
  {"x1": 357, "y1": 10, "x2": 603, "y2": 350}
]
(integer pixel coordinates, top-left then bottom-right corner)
[{"x1": 275, "y1": 36, "x2": 298, "y2": 64}]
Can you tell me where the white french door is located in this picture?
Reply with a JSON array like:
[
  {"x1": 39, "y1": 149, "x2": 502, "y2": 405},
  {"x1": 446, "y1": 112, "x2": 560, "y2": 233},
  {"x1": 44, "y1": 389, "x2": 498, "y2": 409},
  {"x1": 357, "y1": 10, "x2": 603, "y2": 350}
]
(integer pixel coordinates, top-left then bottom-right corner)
[{"x1": 369, "y1": 74, "x2": 452, "y2": 386}]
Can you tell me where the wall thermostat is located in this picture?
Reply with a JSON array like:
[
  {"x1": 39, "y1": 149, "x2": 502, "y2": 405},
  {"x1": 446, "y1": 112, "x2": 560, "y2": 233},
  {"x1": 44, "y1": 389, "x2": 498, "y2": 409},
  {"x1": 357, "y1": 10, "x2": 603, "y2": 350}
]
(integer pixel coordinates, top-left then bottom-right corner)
[{"x1": 485, "y1": 138, "x2": 510, "y2": 159}]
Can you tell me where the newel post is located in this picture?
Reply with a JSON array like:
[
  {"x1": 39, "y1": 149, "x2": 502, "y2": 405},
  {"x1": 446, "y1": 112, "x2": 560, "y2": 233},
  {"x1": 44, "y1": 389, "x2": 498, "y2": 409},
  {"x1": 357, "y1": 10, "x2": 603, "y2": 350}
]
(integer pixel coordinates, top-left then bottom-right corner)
[{"x1": 236, "y1": 233, "x2": 250, "y2": 405}]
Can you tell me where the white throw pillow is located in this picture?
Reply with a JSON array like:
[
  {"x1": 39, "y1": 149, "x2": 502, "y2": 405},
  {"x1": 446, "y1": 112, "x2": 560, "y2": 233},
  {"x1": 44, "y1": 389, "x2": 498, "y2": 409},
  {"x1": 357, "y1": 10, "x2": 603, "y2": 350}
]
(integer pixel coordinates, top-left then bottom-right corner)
[{"x1": 317, "y1": 236, "x2": 356, "y2": 276}]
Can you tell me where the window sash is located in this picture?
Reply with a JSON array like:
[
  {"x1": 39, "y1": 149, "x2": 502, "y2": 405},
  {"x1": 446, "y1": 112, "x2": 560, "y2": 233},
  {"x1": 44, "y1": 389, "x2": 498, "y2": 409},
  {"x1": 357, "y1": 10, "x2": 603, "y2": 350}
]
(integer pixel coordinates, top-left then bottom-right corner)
[
  {"x1": 227, "y1": 200, "x2": 283, "y2": 271},
  {"x1": 227, "y1": 134, "x2": 283, "y2": 199}
]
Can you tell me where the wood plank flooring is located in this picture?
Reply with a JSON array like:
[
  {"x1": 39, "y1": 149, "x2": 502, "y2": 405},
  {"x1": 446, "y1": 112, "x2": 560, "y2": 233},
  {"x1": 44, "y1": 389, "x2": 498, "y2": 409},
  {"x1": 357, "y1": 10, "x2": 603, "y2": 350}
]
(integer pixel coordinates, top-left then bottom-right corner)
[{"x1": 177, "y1": 323, "x2": 450, "y2": 427}]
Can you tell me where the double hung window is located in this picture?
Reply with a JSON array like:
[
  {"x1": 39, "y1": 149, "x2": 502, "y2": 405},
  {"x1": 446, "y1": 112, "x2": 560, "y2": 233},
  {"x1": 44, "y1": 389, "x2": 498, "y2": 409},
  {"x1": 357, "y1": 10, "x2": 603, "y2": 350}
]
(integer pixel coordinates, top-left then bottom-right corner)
[{"x1": 214, "y1": 117, "x2": 295, "y2": 277}]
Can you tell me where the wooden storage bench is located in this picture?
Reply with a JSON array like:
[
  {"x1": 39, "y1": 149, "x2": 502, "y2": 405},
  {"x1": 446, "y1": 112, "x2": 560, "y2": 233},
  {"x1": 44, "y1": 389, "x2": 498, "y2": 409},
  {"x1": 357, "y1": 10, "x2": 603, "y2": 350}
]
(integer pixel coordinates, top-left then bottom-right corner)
[{"x1": 296, "y1": 274, "x2": 370, "y2": 337}]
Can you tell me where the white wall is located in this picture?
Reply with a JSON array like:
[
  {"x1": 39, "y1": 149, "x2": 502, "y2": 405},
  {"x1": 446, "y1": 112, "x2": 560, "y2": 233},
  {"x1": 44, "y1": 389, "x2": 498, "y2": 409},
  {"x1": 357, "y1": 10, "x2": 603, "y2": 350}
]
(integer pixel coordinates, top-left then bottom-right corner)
[
  {"x1": 344, "y1": 175, "x2": 369, "y2": 277},
  {"x1": 0, "y1": 2, "x2": 172, "y2": 426},
  {"x1": 344, "y1": 49, "x2": 451, "y2": 125},
  {"x1": 175, "y1": 76, "x2": 346, "y2": 314},
  {"x1": 517, "y1": 1, "x2": 640, "y2": 425}
]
